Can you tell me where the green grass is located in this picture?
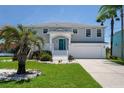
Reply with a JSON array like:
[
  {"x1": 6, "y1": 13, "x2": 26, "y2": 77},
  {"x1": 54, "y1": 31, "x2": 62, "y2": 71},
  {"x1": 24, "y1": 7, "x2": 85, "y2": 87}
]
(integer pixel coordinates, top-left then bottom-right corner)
[
  {"x1": 0, "y1": 61, "x2": 101, "y2": 88},
  {"x1": 111, "y1": 58, "x2": 124, "y2": 65},
  {"x1": 0, "y1": 57, "x2": 12, "y2": 61}
]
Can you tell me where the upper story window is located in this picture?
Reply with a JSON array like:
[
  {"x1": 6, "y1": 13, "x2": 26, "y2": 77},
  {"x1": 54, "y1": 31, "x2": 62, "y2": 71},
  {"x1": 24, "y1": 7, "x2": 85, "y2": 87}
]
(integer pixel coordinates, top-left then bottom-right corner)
[
  {"x1": 43, "y1": 29, "x2": 48, "y2": 34},
  {"x1": 86, "y1": 29, "x2": 91, "y2": 37},
  {"x1": 73, "y1": 29, "x2": 77, "y2": 34},
  {"x1": 97, "y1": 29, "x2": 102, "y2": 37}
]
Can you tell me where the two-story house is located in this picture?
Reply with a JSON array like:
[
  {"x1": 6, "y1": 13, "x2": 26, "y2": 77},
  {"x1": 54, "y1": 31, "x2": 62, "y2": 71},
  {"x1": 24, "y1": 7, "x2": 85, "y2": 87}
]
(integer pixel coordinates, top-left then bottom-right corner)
[{"x1": 26, "y1": 22, "x2": 106, "y2": 62}]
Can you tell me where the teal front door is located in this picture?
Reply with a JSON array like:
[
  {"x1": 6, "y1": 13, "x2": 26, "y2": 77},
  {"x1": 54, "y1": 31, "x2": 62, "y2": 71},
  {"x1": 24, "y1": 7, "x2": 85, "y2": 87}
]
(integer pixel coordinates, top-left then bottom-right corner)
[{"x1": 59, "y1": 39, "x2": 66, "y2": 50}]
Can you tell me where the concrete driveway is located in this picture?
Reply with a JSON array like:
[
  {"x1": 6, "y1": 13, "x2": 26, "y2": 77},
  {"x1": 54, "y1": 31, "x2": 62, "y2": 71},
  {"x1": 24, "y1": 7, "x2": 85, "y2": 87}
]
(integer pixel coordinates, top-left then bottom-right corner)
[{"x1": 77, "y1": 59, "x2": 124, "y2": 88}]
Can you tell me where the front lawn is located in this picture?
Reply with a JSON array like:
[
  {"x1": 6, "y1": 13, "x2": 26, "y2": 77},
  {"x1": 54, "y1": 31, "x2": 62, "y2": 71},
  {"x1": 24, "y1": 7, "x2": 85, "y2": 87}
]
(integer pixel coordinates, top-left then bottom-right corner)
[
  {"x1": 0, "y1": 61, "x2": 101, "y2": 88},
  {"x1": 0, "y1": 57, "x2": 12, "y2": 61},
  {"x1": 111, "y1": 58, "x2": 124, "y2": 65}
]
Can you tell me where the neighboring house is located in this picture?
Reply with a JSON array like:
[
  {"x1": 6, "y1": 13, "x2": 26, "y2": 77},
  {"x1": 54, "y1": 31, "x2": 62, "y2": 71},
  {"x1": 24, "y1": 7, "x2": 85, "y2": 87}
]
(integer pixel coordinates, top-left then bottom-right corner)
[
  {"x1": 112, "y1": 31, "x2": 123, "y2": 58},
  {"x1": 0, "y1": 43, "x2": 5, "y2": 53},
  {"x1": 25, "y1": 22, "x2": 106, "y2": 62},
  {"x1": 0, "y1": 39, "x2": 17, "y2": 53},
  {"x1": 0, "y1": 29, "x2": 4, "y2": 53},
  {"x1": 112, "y1": 14, "x2": 124, "y2": 58},
  {"x1": 0, "y1": 27, "x2": 17, "y2": 53}
]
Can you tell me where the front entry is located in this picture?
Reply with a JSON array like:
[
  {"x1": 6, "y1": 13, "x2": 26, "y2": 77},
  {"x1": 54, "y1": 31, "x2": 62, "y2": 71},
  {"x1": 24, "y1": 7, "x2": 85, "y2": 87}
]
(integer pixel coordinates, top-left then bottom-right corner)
[
  {"x1": 59, "y1": 39, "x2": 66, "y2": 50},
  {"x1": 52, "y1": 36, "x2": 69, "y2": 63}
]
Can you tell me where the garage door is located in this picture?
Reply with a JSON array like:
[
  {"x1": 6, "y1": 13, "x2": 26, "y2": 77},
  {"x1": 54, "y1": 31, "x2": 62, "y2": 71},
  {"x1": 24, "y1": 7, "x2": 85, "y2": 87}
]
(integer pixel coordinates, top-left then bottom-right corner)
[{"x1": 70, "y1": 43, "x2": 105, "y2": 58}]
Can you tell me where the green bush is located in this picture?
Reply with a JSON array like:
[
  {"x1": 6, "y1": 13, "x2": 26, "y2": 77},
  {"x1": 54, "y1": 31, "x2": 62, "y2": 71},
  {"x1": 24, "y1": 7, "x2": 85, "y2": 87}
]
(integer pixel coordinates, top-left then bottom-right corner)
[
  {"x1": 106, "y1": 47, "x2": 110, "y2": 59},
  {"x1": 41, "y1": 50, "x2": 52, "y2": 56},
  {"x1": 12, "y1": 56, "x2": 17, "y2": 61},
  {"x1": 40, "y1": 51, "x2": 52, "y2": 61},
  {"x1": 110, "y1": 56, "x2": 118, "y2": 59},
  {"x1": 68, "y1": 55, "x2": 74, "y2": 62}
]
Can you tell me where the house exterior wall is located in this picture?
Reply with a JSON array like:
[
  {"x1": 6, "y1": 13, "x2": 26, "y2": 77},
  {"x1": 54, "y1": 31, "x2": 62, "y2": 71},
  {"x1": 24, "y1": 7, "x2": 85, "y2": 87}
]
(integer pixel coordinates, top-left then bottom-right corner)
[
  {"x1": 35, "y1": 28, "x2": 50, "y2": 43},
  {"x1": 112, "y1": 12, "x2": 124, "y2": 58},
  {"x1": 112, "y1": 31, "x2": 121, "y2": 58},
  {"x1": 31, "y1": 28, "x2": 50, "y2": 50},
  {"x1": 71, "y1": 28, "x2": 104, "y2": 42}
]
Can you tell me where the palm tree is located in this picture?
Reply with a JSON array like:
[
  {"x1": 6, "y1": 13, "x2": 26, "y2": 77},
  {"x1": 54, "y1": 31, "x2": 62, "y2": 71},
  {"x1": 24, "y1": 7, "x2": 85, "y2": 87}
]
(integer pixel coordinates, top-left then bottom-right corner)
[
  {"x1": 96, "y1": 5, "x2": 121, "y2": 57},
  {"x1": 1, "y1": 25, "x2": 44, "y2": 74}
]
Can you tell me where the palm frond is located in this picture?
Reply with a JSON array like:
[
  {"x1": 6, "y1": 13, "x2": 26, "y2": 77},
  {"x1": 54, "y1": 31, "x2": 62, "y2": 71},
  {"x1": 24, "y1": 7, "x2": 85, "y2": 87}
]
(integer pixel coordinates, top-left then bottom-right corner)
[
  {"x1": 1, "y1": 26, "x2": 20, "y2": 41},
  {"x1": 17, "y1": 24, "x2": 24, "y2": 32},
  {"x1": 96, "y1": 5, "x2": 121, "y2": 22},
  {"x1": 1, "y1": 24, "x2": 44, "y2": 54}
]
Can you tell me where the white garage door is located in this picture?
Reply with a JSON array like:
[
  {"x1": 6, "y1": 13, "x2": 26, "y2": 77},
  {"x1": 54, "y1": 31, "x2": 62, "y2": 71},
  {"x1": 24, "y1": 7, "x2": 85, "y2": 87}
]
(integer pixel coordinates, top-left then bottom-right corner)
[{"x1": 70, "y1": 43, "x2": 105, "y2": 58}]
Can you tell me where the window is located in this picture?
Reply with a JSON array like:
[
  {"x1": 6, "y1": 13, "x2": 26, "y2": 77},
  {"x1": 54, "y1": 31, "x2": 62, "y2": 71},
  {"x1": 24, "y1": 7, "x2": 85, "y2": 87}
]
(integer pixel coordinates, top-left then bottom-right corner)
[
  {"x1": 97, "y1": 29, "x2": 102, "y2": 37},
  {"x1": 73, "y1": 29, "x2": 77, "y2": 34},
  {"x1": 86, "y1": 29, "x2": 91, "y2": 37},
  {"x1": 43, "y1": 29, "x2": 48, "y2": 33}
]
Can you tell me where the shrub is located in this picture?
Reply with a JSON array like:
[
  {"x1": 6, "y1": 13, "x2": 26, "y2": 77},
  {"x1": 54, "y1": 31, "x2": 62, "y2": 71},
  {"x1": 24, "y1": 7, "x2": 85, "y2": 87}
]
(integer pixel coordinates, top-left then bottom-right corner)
[
  {"x1": 41, "y1": 50, "x2": 52, "y2": 56},
  {"x1": 58, "y1": 60, "x2": 62, "y2": 63},
  {"x1": 40, "y1": 51, "x2": 52, "y2": 61},
  {"x1": 32, "y1": 51, "x2": 40, "y2": 60},
  {"x1": 68, "y1": 55, "x2": 74, "y2": 62},
  {"x1": 110, "y1": 56, "x2": 118, "y2": 59},
  {"x1": 12, "y1": 56, "x2": 17, "y2": 61},
  {"x1": 106, "y1": 47, "x2": 111, "y2": 59}
]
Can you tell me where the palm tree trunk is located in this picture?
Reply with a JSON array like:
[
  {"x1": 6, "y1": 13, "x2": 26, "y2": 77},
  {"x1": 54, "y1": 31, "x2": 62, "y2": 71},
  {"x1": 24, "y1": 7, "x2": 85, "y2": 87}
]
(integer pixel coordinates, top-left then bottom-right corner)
[
  {"x1": 17, "y1": 33, "x2": 29, "y2": 74},
  {"x1": 110, "y1": 17, "x2": 114, "y2": 57},
  {"x1": 17, "y1": 54, "x2": 27, "y2": 74},
  {"x1": 16, "y1": 47, "x2": 28, "y2": 74},
  {"x1": 121, "y1": 6, "x2": 124, "y2": 59}
]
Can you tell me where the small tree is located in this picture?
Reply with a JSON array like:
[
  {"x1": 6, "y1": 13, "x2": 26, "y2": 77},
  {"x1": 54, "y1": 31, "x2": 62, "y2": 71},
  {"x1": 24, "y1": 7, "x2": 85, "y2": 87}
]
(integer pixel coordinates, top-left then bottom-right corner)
[{"x1": 1, "y1": 24, "x2": 44, "y2": 74}]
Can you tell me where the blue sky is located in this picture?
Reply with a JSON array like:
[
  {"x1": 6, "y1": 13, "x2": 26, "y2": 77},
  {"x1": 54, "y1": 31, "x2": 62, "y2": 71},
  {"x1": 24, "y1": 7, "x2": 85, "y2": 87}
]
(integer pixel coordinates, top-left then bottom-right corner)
[{"x1": 0, "y1": 5, "x2": 121, "y2": 43}]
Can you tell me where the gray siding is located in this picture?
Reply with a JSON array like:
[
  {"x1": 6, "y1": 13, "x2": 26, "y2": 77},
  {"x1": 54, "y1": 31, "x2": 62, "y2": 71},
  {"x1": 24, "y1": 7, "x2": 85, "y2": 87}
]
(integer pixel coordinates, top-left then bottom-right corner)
[{"x1": 71, "y1": 28, "x2": 104, "y2": 42}]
